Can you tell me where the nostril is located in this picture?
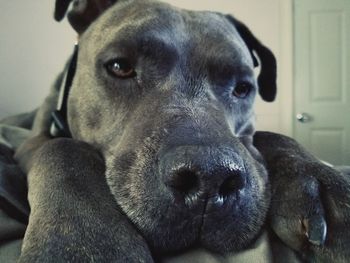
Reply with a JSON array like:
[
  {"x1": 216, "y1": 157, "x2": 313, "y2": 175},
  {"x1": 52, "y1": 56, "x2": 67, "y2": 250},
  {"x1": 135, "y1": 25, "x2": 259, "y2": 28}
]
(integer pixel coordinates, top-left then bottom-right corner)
[
  {"x1": 170, "y1": 168, "x2": 199, "y2": 195},
  {"x1": 219, "y1": 174, "x2": 246, "y2": 198}
]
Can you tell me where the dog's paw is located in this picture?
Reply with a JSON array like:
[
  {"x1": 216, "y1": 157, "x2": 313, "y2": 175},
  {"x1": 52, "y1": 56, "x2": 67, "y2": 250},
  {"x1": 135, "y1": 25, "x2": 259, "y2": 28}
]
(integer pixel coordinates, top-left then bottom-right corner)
[
  {"x1": 254, "y1": 132, "x2": 350, "y2": 262},
  {"x1": 20, "y1": 138, "x2": 155, "y2": 263},
  {"x1": 269, "y1": 159, "x2": 350, "y2": 262},
  {"x1": 269, "y1": 168, "x2": 326, "y2": 249}
]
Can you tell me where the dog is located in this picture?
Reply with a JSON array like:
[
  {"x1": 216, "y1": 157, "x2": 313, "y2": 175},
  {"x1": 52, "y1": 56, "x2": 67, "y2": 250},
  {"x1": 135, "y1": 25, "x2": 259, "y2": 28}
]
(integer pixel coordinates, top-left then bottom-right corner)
[{"x1": 13, "y1": 0, "x2": 350, "y2": 262}]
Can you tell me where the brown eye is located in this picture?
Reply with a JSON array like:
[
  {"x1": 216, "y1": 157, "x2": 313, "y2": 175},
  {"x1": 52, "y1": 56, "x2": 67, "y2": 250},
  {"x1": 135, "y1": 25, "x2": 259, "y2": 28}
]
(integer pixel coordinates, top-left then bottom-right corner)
[
  {"x1": 105, "y1": 58, "x2": 136, "y2": 78},
  {"x1": 232, "y1": 82, "x2": 253, "y2": 98}
]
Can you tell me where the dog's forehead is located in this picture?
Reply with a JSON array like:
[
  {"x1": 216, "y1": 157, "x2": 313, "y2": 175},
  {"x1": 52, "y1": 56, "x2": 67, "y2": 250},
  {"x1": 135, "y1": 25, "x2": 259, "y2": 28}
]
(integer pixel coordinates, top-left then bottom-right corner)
[{"x1": 82, "y1": 0, "x2": 251, "y2": 64}]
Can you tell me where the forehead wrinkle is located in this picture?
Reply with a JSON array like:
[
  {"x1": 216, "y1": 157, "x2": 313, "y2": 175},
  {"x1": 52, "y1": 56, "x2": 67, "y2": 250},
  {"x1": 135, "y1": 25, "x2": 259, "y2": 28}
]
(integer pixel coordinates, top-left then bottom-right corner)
[
  {"x1": 182, "y1": 12, "x2": 253, "y2": 68},
  {"x1": 88, "y1": 4, "x2": 190, "y2": 59}
]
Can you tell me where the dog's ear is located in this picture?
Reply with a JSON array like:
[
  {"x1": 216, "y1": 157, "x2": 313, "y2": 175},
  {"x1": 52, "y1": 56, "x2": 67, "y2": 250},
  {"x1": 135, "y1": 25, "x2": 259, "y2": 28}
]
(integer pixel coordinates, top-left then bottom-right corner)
[
  {"x1": 226, "y1": 15, "x2": 277, "y2": 102},
  {"x1": 54, "y1": 0, "x2": 117, "y2": 34}
]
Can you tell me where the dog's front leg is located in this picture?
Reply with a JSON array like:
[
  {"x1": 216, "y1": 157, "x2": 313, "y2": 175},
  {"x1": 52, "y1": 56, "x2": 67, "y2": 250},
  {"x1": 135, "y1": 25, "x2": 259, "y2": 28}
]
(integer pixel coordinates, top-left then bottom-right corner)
[
  {"x1": 19, "y1": 138, "x2": 153, "y2": 263},
  {"x1": 254, "y1": 131, "x2": 350, "y2": 262}
]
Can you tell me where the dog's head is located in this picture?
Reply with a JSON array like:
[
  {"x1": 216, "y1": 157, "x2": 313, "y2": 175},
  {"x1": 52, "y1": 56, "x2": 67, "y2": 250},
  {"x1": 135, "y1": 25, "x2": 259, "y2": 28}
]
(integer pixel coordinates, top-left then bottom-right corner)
[{"x1": 55, "y1": 0, "x2": 276, "y2": 255}]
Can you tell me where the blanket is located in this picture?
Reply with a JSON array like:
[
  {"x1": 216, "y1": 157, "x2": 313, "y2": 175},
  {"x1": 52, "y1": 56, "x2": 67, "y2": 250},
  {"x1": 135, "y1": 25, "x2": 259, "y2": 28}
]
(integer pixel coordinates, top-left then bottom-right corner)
[{"x1": 0, "y1": 124, "x2": 30, "y2": 262}]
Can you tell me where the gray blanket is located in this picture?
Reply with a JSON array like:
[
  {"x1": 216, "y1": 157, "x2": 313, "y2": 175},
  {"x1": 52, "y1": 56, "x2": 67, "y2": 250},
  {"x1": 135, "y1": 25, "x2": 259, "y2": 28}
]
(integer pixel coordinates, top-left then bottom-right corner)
[{"x1": 0, "y1": 124, "x2": 30, "y2": 262}]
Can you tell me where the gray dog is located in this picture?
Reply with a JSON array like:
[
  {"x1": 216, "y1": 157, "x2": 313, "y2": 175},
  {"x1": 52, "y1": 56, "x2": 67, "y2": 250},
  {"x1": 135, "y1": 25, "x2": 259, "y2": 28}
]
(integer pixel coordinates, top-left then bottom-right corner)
[{"x1": 13, "y1": 0, "x2": 350, "y2": 262}]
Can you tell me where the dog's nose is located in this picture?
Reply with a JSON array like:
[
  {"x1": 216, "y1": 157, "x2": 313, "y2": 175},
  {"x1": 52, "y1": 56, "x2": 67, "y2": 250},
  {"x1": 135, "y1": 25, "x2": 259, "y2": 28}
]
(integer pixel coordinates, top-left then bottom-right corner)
[
  {"x1": 161, "y1": 146, "x2": 247, "y2": 206},
  {"x1": 169, "y1": 166, "x2": 246, "y2": 202}
]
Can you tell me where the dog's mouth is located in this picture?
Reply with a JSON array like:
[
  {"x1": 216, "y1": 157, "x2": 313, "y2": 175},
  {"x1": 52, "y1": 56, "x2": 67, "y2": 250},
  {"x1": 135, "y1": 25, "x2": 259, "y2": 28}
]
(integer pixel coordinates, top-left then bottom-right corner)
[
  {"x1": 125, "y1": 181, "x2": 269, "y2": 255},
  {"x1": 171, "y1": 188, "x2": 264, "y2": 254},
  {"x1": 105, "y1": 146, "x2": 270, "y2": 255}
]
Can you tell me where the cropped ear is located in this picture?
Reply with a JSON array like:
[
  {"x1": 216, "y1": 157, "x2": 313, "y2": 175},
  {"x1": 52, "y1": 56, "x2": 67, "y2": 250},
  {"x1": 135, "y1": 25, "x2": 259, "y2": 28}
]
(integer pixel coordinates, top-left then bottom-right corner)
[
  {"x1": 54, "y1": 0, "x2": 117, "y2": 34},
  {"x1": 226, "y1": 15, "x2": 277, "y2": 102}
]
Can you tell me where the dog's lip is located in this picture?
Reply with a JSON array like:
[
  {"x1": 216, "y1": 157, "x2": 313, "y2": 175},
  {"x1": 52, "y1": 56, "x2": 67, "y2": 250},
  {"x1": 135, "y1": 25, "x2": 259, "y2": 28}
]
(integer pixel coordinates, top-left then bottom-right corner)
[
  {"x1": 195, "y1": 192, "x2": 243, "y2": 234},
  {"x1": 167, "y1": 194, "x2": 223, "y2": 245}
]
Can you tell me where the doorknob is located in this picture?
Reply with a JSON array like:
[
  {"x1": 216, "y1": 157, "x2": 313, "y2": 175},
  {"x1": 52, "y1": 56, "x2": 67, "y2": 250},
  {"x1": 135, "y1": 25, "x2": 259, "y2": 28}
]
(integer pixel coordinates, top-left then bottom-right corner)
[{"x1": 296, "y1": 112, "x2": 311, "y2": 123}]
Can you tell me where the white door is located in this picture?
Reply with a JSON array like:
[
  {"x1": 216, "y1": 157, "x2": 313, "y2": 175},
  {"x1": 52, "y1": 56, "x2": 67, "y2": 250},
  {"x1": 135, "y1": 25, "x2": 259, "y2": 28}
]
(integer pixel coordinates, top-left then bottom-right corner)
[{"x1": 294, "y1": 0, "x2": 350, "y2": 165}]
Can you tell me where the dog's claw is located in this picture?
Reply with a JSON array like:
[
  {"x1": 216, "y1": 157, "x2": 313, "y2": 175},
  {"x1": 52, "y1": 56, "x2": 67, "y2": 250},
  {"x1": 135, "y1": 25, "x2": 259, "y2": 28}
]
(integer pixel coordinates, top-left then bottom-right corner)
[{"x1": 303, "y1": 215, "x2": 327, "y2": 246}]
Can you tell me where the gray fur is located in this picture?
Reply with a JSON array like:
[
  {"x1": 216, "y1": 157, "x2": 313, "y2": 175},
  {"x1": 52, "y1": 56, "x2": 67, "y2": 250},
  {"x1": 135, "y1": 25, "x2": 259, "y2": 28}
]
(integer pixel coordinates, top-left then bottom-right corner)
[{"x1": 15, "y1": 0, "x2": 349, "y2": 262}]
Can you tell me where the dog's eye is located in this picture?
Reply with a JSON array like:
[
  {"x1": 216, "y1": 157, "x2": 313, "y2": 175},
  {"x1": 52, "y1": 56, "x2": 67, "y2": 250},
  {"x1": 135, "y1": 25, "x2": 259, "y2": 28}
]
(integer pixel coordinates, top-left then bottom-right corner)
[
  {"x1": 105, "y1": 59, "x2": 136, "y2": 79},
  {"x1": 232, "y1": 82, "x2": 253, "y2": 98}
]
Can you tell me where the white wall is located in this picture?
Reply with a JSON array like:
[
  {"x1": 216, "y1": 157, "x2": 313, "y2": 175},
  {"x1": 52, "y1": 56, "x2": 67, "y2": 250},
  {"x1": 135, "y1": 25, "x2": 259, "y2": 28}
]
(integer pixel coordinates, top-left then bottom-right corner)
[
  {"x1": 0, "y1": 0, "x2": 291, "y2": 135},
  {"x1": 0, "y1": 1, "x2": 76, "y2": 118}
]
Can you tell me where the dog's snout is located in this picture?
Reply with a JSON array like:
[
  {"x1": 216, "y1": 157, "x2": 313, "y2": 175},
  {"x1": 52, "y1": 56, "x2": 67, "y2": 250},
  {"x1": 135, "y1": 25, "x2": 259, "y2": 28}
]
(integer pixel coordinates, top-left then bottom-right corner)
[{"x1": 161, "y1": 146, "x2": 247, "y2": 207}]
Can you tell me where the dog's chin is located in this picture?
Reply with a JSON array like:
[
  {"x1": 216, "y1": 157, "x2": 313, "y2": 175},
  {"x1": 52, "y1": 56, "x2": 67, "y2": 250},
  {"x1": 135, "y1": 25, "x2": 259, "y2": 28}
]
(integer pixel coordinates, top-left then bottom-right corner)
[
  {"x1": 140, "y1": 215, "x2": 266, "y2": 256},
  {"x1": 135, "y1": 195, "x2": 269, "y2": 256},
  {"x1": 199, "y1": 210, "x2": 267, "y2": 254}
]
